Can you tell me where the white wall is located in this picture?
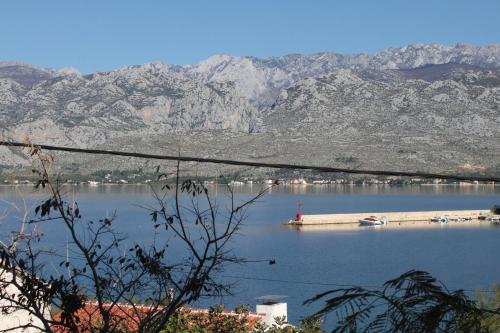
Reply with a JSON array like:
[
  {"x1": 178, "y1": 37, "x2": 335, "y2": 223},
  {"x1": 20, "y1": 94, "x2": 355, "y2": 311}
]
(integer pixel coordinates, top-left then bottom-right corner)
[
  {"x1": 0, "y1": 270, "x2": 49, "y2": 332},
  {"x1": 256, "y1": 302, "x2": 287, "y2": 327}
]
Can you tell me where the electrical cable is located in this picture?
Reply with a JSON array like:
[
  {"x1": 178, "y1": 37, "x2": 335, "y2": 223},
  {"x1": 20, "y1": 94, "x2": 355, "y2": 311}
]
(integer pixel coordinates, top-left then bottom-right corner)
[{"x1": 1, "y1": 141, "x2": 498, "y2": 182}]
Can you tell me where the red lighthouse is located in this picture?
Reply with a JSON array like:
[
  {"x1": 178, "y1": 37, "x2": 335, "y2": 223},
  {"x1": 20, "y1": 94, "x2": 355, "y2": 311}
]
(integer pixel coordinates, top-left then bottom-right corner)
[{"x1": 296, "y1": 200, "x2": 302, "y2": 221}]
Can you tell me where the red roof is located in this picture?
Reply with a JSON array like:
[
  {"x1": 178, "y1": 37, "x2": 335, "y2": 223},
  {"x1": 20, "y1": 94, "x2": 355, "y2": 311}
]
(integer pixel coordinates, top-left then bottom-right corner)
[{"x1": 51, "y1": 302, "x2": 264, "y2": 332}]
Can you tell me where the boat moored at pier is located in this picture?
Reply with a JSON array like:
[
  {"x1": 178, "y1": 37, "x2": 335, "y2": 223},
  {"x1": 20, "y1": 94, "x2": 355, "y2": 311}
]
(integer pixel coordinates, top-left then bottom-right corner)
[
  {"x1": 431, "y1": 216, "x2": 449, "y2": 223},
  {"x1": 358, "y1": 216, "x2": 388, "y2": 226}
]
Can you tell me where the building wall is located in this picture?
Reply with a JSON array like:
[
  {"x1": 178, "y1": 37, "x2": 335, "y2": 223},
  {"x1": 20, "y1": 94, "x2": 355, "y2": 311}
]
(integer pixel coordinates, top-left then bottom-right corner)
[
  {"x1": 0, "y1": 270, "x2": 49, "y2": 333},
  {"x1": 256, "y1": 302, "x2": 287, "y2": 327}
]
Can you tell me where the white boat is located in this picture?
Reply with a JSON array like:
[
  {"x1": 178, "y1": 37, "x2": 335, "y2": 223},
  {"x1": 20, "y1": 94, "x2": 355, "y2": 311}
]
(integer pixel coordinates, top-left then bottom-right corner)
[
  {"x1": 359, "y1": 216, "x2": 388, "y2": 226},
  {"x1": 489, "y1": 215, "x2": 500, "y2": 224},
  {"x1": 431, "y1": 216, "x2": 448, "y2": 223}
]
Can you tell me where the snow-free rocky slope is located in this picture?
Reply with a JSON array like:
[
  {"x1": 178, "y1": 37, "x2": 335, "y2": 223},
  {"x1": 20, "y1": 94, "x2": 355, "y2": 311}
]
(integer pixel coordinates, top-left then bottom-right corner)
[{"x1": 1, "y1": 43, "x2": 499, "y2": 177}]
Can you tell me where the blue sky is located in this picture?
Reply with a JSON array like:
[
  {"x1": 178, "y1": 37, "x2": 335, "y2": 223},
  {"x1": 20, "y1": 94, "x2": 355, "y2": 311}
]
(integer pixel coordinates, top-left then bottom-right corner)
[{"x1": 1, "y1": 0, "x2": 499, "y2": 73}]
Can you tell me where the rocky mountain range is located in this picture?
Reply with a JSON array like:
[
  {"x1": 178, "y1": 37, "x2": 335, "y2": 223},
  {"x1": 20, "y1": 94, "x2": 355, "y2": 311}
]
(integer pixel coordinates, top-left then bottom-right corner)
[{"x1": 1, "y1": 43, "x2": 499, "y2": 178}]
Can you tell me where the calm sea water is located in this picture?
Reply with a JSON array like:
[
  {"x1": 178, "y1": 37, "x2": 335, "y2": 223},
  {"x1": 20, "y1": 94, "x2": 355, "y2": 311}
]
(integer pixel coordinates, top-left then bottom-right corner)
[{"x1": 1, "y1": 184, "x2": 499, "y2": 327}]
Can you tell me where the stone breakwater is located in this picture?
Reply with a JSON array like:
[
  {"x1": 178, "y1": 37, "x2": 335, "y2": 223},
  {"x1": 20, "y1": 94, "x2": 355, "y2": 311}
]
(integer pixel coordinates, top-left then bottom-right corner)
[{"x1": 287, "y1": 210, "x2": 491, "y2": 230}]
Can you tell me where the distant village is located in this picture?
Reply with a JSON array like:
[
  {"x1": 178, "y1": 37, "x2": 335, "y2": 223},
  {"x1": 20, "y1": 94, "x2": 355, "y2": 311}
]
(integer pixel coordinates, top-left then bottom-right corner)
[{"x1": 1, "y1": 173, "x2": 494, "y2": 186}]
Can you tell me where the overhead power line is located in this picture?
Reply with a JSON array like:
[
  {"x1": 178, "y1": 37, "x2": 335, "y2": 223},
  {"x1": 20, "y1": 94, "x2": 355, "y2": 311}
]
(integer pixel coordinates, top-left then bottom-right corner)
[
  {"x1": 223, "y1": 274, "x2": 380, "y2": 288},
  {"x1": 222, "y1": 274, "x2": 499, "y2": 294},
  {"x1": 0, "y1": 141, "x2": 498, "y2": 182}
]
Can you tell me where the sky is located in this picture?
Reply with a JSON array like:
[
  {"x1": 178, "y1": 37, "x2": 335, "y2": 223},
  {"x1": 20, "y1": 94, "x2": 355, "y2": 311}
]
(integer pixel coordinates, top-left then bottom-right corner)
[{"x1": 1, "y1": 0, "x2": 499, "y2": 73}]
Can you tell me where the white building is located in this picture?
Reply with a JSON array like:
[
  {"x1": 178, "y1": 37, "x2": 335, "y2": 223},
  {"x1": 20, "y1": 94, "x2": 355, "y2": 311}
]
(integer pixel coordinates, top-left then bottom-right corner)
[
  {"x1": 255, "y1": 295, "x2": 288, "y2": 327},
  {"x1": 0, "y1": 269, "x2": 50, "y2": 332}
]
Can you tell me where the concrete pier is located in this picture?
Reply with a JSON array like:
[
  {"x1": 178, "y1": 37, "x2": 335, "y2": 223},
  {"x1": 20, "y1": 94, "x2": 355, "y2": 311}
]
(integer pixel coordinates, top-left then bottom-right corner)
[{"x1": 288, "y1": 210, "x2": 490, "y2": 227}]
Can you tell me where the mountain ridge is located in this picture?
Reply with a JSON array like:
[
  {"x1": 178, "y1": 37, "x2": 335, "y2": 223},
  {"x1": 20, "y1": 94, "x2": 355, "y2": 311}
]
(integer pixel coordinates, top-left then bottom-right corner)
[{"x1": 0, "y1": 43, "x2": 499, "y2": 177}]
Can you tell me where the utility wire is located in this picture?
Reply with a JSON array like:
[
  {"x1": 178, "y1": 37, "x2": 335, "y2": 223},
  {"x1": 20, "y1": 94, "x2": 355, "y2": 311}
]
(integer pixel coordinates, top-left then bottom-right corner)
[
  {"x1": 222, "y1": 274, "x2": 499, "y2": 294},
  {"x1": 1, "y1": 141, "x2": 498, "y2": 182},
  {"x1": 223, "y1": 274, "x2": 381, "y2": 288}
]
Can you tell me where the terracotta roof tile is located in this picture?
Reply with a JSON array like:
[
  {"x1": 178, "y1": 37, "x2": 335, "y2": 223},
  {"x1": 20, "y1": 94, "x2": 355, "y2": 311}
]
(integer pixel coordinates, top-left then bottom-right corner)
[{"x1": 51, "y1": 302, "x2": 264, "y2": 332}]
